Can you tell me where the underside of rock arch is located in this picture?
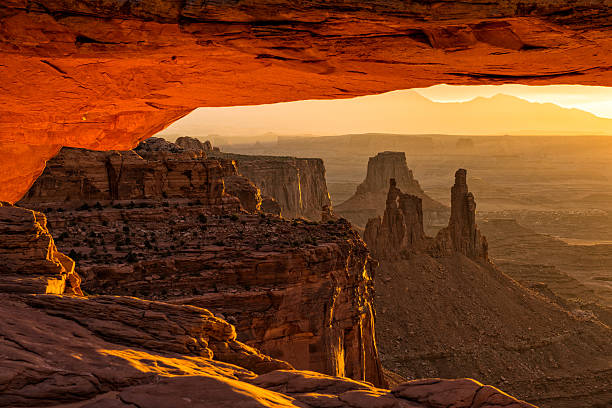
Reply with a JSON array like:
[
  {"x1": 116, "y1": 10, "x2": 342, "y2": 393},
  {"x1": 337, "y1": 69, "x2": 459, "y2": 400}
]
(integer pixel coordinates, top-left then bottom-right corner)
[{"x1": 3, "y1": 0, "x2": 612, "y2": 201}]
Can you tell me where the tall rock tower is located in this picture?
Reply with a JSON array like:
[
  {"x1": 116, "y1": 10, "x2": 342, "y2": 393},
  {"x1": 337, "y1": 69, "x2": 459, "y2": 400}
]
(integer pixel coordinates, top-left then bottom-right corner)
[
  {"x1": 434, "y1": 169, "x2": 488, "y2": 261},
  {"x1": 364, "y1": 178, "x2": 426, "y2": 259}
]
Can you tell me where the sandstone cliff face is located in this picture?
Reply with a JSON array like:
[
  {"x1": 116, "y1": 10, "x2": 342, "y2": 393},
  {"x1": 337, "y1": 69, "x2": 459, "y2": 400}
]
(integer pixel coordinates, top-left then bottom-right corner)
[
  {"x1": 356, "y1": 152, "x2": 421, "y2": 196},
  {"x1": 176, "y1": 136, "x2": 213, "y2": 152},
  {"x1": 19, "y1": 140, "x2": 270, "y2": 216},
  {"x1": 20, "y1": 146, "x2": 385, "y2": 387},
  {"x1": 0, "y1": 202, "x2": 81, "y2": 295},
  {"x1": 337, "y1": 152, "x2": 448, "y2": 229},
  {"x1": 21, "y1": 146, "x2": 238, "y2": 210},
  {"x1": 4, "y1": 2, "x2": 612, "y2": 202},
  {"x1": 211, "y1": 151, "x2": 332, "y2": 220}
]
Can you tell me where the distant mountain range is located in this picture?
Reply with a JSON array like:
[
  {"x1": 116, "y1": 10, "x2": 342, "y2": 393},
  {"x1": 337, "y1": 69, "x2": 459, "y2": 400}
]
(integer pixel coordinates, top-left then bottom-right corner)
[{"x1": 158, "y1": 91, "x2": 612, "y2": 138}]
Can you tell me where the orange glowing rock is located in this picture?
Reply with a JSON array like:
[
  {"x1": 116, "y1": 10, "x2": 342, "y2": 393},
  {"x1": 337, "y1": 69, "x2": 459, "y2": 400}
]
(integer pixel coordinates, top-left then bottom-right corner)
[{"x1": 2, "y1": 2, "x2": 612, "y2": 200}]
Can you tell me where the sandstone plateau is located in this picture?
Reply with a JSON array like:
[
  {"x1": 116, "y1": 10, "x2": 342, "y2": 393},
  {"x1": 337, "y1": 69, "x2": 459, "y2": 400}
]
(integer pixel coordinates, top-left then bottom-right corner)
[
  {"x1": 4, "y1": 1, "x2": 612, "y2": 201},
  {"x1": 1, "y1": 182, "x2": 543, "y2": 407},
  {"x1": 209, "y1": 149, "x2": 332, "y2": 220},
  {"x1": 0, "y1": 202, "x2": 541, "y2": 408},
  {"x1": 19, "y1": 141, "x2": 386, "y2": 387},
  {"x1": 364, "y1": 170, "x2": 612, "y2": 408},
  {"x1": 337, "y1": 152, "x2": 449, "y2": 230}
]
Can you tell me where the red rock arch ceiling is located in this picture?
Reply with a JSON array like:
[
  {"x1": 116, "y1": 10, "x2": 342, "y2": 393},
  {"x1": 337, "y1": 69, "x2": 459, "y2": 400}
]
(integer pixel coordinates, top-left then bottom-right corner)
[{"x1": 2, "y1": 0, "x2": 612, "y2": 202}]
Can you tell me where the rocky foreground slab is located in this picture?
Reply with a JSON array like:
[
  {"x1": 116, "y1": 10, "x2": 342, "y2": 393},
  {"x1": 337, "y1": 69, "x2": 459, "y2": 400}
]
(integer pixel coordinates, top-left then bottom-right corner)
[{"x1": 0, "y1": 202, "x2": 536, "y2": 408}]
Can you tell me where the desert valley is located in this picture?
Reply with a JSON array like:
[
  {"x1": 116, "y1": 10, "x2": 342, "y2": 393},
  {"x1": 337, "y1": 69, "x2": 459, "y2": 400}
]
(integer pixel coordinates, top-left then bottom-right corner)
[{"x1": 2, "y1": 1, "x2": 612, "y2": 408}]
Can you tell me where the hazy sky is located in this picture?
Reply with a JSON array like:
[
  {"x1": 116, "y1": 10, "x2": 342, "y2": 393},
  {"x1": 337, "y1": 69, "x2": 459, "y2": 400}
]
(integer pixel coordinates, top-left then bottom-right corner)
[
  {"x1": 157, "y1": 85, "x2": 612, "y2": 138},
  {"x1": 417, "y1": 84, "x2": 612, "y2": 117}
]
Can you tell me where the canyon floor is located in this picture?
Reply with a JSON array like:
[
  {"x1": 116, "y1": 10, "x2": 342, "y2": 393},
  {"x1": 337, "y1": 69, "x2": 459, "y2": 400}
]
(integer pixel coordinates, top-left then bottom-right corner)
[
  {"x1": 204, "y1": 134, "x2": 612, "y2": 407},
  {"x1": 4, "y1": 135, "x2": 612, "y2": 407}
]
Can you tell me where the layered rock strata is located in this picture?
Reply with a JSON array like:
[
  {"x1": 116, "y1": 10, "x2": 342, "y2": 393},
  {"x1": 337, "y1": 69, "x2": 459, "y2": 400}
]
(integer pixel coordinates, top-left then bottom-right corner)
[
  {"x1": 0, "y1": 295, "x2": 536, "y2": 408},
  {"x1": 4, "y1": 2, "x2": 612, "y2": 202},
  {"x1": 0, "y1": 199, "x2": 535, "y2": 408},
  {"x1": 19, "y1": 139, "x2": 276, "y2": 217},
  {"x1": 21, "y1": 146, "x2": 237, "y2": 210},
  {"x1": 0, "y1": 202, "x2": 81, "y2": 295},
  {"x1": 173, "y1": 138, "x2": 284, "y2": 216},
  {"x1": 337, "y1": 152, "x2": 448, "y2": 229},
  {"x1": 210, "y1": 150, "x2": 331, "y2": 220},
  {"x1": 176, "y1": 136, "x2": 214, "y2": 153},
  {"x1": 20, "y1": 146, "x2": 385, "y2": 387},
  {"x1": 356, "y1": 152, "x2": 425, "y2": 197}
]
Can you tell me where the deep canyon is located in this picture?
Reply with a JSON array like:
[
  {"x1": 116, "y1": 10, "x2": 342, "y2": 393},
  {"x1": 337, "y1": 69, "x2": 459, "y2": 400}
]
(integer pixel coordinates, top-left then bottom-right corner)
[{"x1": 3, "y1": 1, "x2": 612, "y2": 407}]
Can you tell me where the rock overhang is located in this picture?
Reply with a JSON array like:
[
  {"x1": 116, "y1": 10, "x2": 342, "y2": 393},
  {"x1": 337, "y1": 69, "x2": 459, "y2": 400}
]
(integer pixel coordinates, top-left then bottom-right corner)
[{"x1": 3, "y1": 0, "x2": 612, "y2": 201}]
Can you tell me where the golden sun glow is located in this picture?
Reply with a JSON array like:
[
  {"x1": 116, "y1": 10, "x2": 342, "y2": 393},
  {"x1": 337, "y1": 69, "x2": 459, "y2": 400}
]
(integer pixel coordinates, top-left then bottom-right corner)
[{"x1": 157, "y1": 85, "x2": 612, "y2": 138}]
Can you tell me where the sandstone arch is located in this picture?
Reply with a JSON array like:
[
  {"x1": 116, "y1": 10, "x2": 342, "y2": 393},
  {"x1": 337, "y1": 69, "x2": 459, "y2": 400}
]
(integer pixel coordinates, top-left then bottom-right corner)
[{"x1": 3, "y1": 0, "x2": 612, "y2": 201}]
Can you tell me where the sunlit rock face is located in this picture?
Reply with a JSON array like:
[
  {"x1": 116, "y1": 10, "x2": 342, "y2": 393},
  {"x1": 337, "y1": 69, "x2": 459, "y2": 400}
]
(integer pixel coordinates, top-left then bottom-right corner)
[
  {"x1": 209, "y1": 150, "x2": 332, "y2": 220},
  {"x1": 19, "y1": 144, "x2": 385, "y2": 387},
  {"x1": 0, "y1": 197, "x2": 535, "y2": 407},
  {"x1": 3, "y1": 1, "x2": 612, "y2": 201},
  {"x1": 20, "y1": 144, "x2": 243, "y2": 211},
  {"x1": 0, "y1": 202, "x2": 81, "y2": 295},
  {"x1": 0, "y1": 295, "x2": 537, "y2": 408}
]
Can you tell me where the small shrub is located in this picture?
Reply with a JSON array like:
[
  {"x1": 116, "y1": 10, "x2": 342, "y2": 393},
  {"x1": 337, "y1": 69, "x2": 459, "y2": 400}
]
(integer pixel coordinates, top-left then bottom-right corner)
[
  {"x1": 68, "y1": 249, "x2": 80, "y2": 261},
  {"x1": 125, "y1": 251, "x2": 138, "y2": 263}
]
